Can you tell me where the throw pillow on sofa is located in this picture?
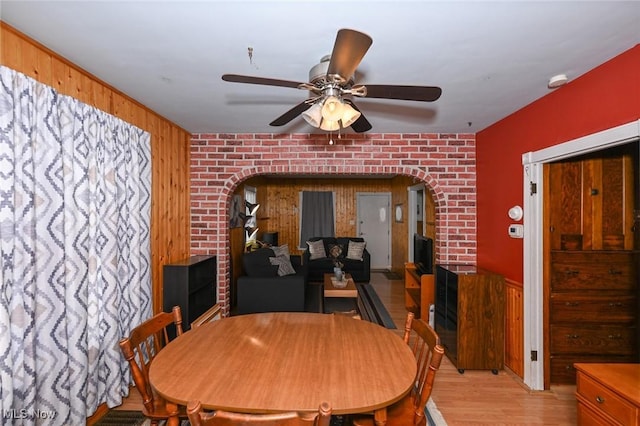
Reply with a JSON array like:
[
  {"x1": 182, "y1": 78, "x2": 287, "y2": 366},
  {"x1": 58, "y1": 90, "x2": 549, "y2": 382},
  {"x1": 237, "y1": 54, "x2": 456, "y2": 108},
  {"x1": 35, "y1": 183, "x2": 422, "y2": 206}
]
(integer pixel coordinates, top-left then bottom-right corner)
[
  {"x1": 328, "y1": 243, "x2": 344, "y2": 267},
  {"x1": 328, "y1": 243, "x2": 343, "y2": 259},
  {"x1": 306, "y1": 239, "x2": 327, "y2": 260},
  {"x1": 271, "y1": 244, "x2": 290, "y2": 258},
  {"x1": 269, "y1": 255, "x2": 296, "y2": 276},
  {"x1": 346, "y1": 240, "x2": 367, "y2": 261}
]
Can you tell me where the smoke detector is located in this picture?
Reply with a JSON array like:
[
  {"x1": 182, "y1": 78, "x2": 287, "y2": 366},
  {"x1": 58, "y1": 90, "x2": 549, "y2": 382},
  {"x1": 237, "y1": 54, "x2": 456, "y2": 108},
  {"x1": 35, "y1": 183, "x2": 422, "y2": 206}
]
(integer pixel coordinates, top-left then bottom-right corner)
[{"x1": 548, "y1": 74, "x2": 568, "y2": 89}]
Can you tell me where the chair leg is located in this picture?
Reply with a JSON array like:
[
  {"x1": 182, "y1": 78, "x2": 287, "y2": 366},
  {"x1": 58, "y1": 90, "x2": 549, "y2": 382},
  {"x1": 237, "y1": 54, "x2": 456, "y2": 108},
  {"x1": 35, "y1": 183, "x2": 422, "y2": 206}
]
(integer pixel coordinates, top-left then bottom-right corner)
[{"x1": 373, "y1": 408, "x2": 387, "y2": 425}]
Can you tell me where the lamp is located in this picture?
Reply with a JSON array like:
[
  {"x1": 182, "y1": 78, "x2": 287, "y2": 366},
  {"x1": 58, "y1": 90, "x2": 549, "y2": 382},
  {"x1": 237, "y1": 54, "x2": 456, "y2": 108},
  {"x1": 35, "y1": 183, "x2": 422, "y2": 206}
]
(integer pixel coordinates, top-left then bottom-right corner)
[
  {"x1": 238, "y1": 211, "x2": 256, "y2": 228},
  {"x1": 302, "y1": 96, "x2": 361, "y2": 131},
  {"x1": 244, "y1": 216, "x2": 257, "y2": 229},
  {"x1": 239, "y1": 201, "x2": 259, "y2": 230},
  {"x1": 245, "y1": 201, "x2": 260, "y2": 216},
  {"x1": 244, "y1": 227, "x2": 260, "y2": 251},
  {"x1": 302, "y1": 103, "x2": 323, "y2": 128},
  {"x1": 321, "y1": 95, "x2": 345, "y2": 121},
  {"x1": 245, "y1": 227, "x2": 259, "y2": 242},
  {"x1": 320, "y1": 119, "x2": 340, "y2": 132},
  {"x1": 340, "y1": 102, "x2": 361, "y2": 127}
]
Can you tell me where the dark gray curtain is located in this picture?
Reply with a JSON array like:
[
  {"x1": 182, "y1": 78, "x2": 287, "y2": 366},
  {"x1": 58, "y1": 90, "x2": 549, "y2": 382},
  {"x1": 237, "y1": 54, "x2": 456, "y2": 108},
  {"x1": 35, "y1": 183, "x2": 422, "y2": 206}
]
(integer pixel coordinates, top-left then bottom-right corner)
[{"x1": 299, "y1": 191, "x2": 335, "y2": 247}]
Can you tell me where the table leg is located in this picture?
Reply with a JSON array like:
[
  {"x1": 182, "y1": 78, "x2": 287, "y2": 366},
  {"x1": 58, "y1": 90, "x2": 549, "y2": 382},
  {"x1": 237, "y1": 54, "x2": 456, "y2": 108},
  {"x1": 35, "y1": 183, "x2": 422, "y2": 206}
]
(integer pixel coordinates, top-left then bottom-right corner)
[{"x1": 373, "y1": 408, "x2": 387, "y2": 426}]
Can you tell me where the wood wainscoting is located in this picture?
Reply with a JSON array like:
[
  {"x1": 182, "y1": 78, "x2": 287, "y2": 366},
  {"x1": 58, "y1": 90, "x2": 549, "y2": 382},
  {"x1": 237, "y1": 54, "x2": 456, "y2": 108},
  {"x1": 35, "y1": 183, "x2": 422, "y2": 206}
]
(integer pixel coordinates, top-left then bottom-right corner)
[{"x1": 505, "y1": 279, "x2": 524, "y2": 378}]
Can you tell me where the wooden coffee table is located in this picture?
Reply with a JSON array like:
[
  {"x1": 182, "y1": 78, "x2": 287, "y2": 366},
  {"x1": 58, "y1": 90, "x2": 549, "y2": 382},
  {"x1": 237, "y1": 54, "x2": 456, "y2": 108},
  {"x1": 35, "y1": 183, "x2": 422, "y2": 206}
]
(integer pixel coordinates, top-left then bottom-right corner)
[{"x1": 323, "y1": 272, "x2": 357, "y2": 298}]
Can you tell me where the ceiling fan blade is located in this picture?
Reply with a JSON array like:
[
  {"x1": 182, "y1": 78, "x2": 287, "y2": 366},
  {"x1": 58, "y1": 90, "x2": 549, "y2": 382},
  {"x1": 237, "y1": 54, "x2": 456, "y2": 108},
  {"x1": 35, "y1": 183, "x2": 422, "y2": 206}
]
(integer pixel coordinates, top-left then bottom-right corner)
[
  {"x1": 362, "y1": 84, "x2": 442, "y2": 102},
  {"x1": 344, "y1": 99, "x2": 372, "y2": 133},
  {"x1": 222, "y1": 74, "x2": 305, "y2": 89},
  {"x1": 269, "y1": 101, "x2": 312, "y2": 126},
  {"x1": 326, "y1": 29, "x2": 373, "y2": 82}
]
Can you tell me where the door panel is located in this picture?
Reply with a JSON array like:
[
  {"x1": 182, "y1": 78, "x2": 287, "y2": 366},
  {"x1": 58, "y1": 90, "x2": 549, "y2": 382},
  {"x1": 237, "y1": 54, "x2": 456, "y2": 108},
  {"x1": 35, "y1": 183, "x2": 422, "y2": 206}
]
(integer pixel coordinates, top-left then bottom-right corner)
[{"x1": 357, "y1": 193, "x2": 390, "y2": 269}]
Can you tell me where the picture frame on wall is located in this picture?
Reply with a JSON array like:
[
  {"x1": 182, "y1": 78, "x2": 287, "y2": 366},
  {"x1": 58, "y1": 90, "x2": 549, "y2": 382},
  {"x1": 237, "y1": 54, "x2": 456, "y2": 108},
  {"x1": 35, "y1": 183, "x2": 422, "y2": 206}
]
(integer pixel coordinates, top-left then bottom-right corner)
[
  {"x1": 395, "y1": 204, "x2": 403, "y2": 223},
  {"x1": 229, "y1": 194, "x2": 243, "y2": 228}
]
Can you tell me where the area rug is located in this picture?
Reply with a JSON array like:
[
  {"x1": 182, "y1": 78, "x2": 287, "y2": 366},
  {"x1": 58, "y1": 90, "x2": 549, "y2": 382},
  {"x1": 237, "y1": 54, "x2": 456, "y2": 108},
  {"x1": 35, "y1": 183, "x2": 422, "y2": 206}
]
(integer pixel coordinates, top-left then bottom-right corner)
[
  {"x1": 426, "y1": 398, "x2": 448, "y2": 426},
  {"x1": 94, "y1": 410, "x2": 146, "y2": 425}
]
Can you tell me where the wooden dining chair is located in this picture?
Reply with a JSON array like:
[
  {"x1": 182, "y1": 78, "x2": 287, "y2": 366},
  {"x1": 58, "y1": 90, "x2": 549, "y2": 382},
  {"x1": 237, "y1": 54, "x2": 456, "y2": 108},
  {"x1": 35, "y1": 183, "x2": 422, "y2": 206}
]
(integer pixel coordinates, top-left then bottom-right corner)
[
  {"x1": 186, "y1": 400, "x2": 332, "y2": 426},
  {"x1": 118, "y1": 305, "x2": 187, "y2": 425},
  {"x1": 190, "y1": 303, "x2": 222, "y2": 328},
  {"x1": 351, "y1": 312, "x2": 445, "y2": 426}
]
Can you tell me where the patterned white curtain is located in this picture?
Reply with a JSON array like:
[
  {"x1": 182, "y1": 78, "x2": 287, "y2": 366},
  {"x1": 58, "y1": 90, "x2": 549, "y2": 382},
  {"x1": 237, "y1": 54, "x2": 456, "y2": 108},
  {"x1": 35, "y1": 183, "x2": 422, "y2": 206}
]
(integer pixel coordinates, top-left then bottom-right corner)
[{"x1": 0, "y1": 66, "x2": 152, "y2": 425}]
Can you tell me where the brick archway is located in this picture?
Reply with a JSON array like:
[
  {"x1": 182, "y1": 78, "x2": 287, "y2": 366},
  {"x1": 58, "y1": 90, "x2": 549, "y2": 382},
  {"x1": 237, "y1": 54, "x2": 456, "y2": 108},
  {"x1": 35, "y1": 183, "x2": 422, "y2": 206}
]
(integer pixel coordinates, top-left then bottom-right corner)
[{"x1": 190, "y1": 133, "x2": 477, "y2": 314}]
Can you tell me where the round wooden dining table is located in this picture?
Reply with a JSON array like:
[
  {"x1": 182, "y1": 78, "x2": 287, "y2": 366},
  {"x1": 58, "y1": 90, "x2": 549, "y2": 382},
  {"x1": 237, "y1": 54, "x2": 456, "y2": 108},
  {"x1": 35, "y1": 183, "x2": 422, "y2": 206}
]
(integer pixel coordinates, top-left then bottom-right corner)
[{"x1": 149, "y1": 312, "x2": 416, "y2": 425}]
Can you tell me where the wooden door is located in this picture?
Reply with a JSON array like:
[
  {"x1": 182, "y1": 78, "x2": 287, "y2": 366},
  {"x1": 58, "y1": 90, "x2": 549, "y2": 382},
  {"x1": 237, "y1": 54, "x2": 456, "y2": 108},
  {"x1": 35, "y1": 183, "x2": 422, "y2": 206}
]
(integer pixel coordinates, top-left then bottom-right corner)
[
  {"x1": 545, "y1": 142, "x2": 639, "y2": 386},
  {"x1": 548, "y1": 146, "x2": 635, "y2": 251},
  {"x1": 357, "y1": 193, "x2": 391, "y2": 269}
]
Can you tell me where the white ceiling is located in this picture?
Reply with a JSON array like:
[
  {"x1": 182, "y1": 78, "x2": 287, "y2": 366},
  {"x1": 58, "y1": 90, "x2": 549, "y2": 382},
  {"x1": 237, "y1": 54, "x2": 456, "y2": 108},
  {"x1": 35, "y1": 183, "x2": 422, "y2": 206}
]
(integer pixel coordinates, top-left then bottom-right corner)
[{"x1": 2, "y1": 1, "x2": 639, "y2": 135}]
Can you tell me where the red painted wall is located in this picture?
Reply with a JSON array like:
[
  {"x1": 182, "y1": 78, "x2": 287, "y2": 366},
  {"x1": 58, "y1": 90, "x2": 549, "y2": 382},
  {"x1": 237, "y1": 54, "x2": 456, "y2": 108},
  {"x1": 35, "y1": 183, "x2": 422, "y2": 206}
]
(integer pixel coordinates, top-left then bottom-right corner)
[{"x1": 476, "y1": 45, "x2": 640, "y2": 283}]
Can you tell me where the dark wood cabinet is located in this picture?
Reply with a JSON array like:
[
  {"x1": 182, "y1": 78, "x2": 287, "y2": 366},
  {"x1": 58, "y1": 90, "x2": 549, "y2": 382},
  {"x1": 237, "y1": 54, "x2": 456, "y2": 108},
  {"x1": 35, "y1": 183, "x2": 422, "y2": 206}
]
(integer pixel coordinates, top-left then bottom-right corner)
[
  {"x1": 546, "y1": 143, "x2": 639, "y2": 385},
  {"x1": 163, "y1": 255, "x2": 217, "y2": 332},
  {"x1": 435, "y1": 264, "x2": 505, "y2": 373}
]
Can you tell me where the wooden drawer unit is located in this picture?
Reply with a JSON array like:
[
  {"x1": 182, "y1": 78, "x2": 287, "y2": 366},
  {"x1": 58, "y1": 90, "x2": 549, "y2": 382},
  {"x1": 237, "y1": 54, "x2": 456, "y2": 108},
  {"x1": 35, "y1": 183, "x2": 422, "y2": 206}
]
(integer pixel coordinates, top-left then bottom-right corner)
[
  {"x1": 575, "y1": 364, "x2": 640, "y2": 426},
  {"x1": 578, "y1": 402, "x2": 614, "y2": 426},
  {"x1": 550, "y1": 325, "x2": 637, "y2": 355},
  {"x1": 550, "y1": 294, "x2": 637, "y2": 323},
  {"x1": 550, "y1": 251, "x2": 636, "y2": 292},
  {"x1": 548, "y1": 250, "x2": 638, "y2": 384}
]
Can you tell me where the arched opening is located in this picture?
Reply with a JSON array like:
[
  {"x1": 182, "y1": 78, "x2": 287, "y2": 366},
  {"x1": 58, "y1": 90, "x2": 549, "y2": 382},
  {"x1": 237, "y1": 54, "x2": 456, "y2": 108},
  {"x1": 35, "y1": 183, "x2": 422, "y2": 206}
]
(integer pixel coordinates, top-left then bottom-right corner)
[{"x1": 212, "y1": 165, "x2": 450, "y2": 315}]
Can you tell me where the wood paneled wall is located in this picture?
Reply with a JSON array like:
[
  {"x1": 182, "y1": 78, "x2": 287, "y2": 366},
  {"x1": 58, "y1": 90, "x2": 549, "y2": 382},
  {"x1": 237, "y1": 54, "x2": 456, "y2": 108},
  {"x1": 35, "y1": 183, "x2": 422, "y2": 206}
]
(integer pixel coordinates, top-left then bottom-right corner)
[
  {"x1": 1, "y1": 23, "x2": 192, "y2": 314},
  {"x1": 391, "y1": 176, "x2": 412, "y2": 274},
  {"x1": 241, "y1": 175, "x2": 426, "y2": 268},
  {"x1": 505, "y1": 280, "x2": 524, "y2": 378},
  {"x1": 248, "y1": 176, "x2": 391, "y2": 251}
]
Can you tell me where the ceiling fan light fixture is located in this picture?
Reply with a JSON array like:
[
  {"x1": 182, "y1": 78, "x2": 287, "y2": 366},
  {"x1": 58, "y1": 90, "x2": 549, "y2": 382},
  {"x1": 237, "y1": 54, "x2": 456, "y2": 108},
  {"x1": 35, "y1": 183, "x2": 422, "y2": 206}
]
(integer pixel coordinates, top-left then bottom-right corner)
[
  {"x1": 340, "y1": 103, "x2": 361, "y2": 127},
  {"x1": 321, "y1": 95, "x2": 345, "y2": 121},
  {"x1": 320, "y1": 119, "x2": 340, "y2": 132},
  {"x1": 302, "y1": 103, "x2": 323, "y2": 128}
]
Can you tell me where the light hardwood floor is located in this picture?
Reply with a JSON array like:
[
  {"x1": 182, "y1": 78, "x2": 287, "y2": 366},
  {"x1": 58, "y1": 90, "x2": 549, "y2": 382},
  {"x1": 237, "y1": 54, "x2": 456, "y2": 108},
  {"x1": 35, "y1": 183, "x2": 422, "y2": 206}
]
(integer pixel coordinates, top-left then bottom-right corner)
[
  {"x1": 116, "y1": 272, "x2": 578, "y2": 425},
  {"x1": 369, "y1": 271, "x2": 577, "y2": 425}
]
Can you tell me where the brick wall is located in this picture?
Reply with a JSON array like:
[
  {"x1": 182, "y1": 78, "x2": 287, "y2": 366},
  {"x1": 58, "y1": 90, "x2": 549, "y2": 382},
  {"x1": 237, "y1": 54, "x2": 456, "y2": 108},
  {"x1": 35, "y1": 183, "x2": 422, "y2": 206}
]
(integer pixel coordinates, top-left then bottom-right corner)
[{"x1": 190, "y1": 132, "x2": 476, "y2": 312}]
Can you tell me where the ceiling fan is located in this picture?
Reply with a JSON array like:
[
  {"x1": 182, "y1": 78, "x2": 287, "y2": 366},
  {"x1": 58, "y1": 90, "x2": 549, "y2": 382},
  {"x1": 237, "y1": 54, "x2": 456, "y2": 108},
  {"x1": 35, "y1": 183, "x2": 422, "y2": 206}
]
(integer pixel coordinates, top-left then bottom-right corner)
[{"x1": 221, "y1": 29, "x2": 442, "y2": 134}]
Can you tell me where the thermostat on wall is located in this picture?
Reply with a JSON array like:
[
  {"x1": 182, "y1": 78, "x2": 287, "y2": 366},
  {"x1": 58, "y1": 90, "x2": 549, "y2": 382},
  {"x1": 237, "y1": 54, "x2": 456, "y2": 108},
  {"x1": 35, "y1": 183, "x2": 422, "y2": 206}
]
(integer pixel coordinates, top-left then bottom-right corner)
[{"x1": 508, "y1": 224, "x2": 524, "y2": 238}]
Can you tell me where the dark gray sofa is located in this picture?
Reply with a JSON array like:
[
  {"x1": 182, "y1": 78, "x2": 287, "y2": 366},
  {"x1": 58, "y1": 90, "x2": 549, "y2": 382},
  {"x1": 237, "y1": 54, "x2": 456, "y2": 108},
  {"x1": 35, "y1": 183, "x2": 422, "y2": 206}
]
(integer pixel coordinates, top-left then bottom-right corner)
[
  {"x1": 237, "y1": 248, "x2": 322, "y2": 314},
  {"x1": 303, "y1": 237, "x2": 371, "y2": 283}
]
